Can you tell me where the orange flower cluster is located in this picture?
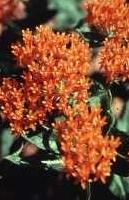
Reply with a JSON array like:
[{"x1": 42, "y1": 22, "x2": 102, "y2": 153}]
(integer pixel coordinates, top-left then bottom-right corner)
[
  {"x1": 85, "y1": 0, "x2": 129, "y2": 36},
  {"x1": 84, "y1": 0, "x2": 129, "y2": 82},
  {"x1": 0, "y1": 25, "x2": 91, "y2": 134},
  {"x1": 0, "y1": 25, "x2": 121, "y2": 187},
  {"x1": 0, "y1": 0, "x2": 27, "y2": 35},
  {"x1": 0, "y1": 78, "x2": 25, "y2": 133},
  {"x1": 54, "y1": 103, "x2": 121, "y2": 188},
  {"x1": 98, "y1": 36, "x2": 129, "y2": 82}
]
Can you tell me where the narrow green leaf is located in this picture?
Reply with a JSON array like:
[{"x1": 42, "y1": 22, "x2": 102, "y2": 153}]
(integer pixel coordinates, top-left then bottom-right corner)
[
  {"x1": 1, "y1": 128, "x2": 15, "y2": 157},
  {"x1": 109, "y1": 174, "x2": 129, "y2": 200},
  {"x1": 4, "y1": 146, "x2": 24, "y2": 165},
  {"x1": 76, "y1": 23, "x2": 91, "y2": 34},
  {"x1": 22, "y1": 133, "x2": 46, "y2": 150},
  {"x1": 49, "y1": 134, "x2": 59, "y2": 154},
  {"x1": 116, "y1": 100, "x2": 129, "y2": 134},
  {"x1": 88, "y1": 96, "x2": 101, "y2": 107},
  {"x1": 41, "y1": 158, "x2": 64, "y2": 171},
  {"x1": 22, "y1": 129, "x2": 60, "y2": 154}
]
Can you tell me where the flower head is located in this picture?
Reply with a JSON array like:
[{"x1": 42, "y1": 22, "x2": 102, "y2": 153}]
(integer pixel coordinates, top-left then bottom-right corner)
[
  {"x1": 0, "y1": 78, "x2": 25, "y2": 133},
  {"x1": 54, "y1": 103, "x2": 121, "y2": 188},
  {"x1": 0, "y1": 26, "x2": 91, "y2": 134},
  {"x1": 84, "y1": 0, "x2": 129, "y2": 37},
  {"x1": 98, "y1": 36, "x2": 129, "y2": 82}
]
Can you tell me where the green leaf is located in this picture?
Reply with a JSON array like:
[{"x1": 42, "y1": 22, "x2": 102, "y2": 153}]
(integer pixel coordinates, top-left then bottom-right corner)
[
  {"x1": 109, "y1": 174, "x2": 129, "y2": 200},
  {"x1": 76, "y1": 23, "x2": 91, "y2": 42},
  {"x1": 49, "y1": 134, "x2": 59, "y2": 154},
  {"x1": 41, "y1": 158, "x2": 64, "y2": 171},
  {"x1": 4, "y1": 146, "x2": 26, "y2": 165},
  {"x1": 116, "y1": 100, "x2": 129, "y2": 134},
  {"x1": 48, "y1": 0, "x2": 85, "y2": 30},
  {"x1": 88, "y1": 96, "x2": 101, "y2": 107},
  {"x1": 76, "y1": 23, "x2": 91, "y2": 34},
  {"x1": 22, "y1": 128, "x2": 60, "y2": 154},
  {"x1": 1, "y1": 128, "x2": 15, "y2": 157},
  {"x1": 88, "y1": 81, "x2": 107, "y2": 107},
  {"x1": 48, "y1": 0, "x2": 82, "y2": 9},
  {"x1": 22, "y1": 132, "x2": 46, "y2": 150}
]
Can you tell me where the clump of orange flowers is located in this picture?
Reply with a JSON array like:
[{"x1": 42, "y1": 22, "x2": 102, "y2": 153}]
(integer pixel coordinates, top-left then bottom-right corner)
[
  {"x1": 0, "y1": 0, "x2": 27, "y2": 35},
  {"x1": 54, "y1": 100, "x2": 121, "y2": 188},
  {"x1": 98, "y1": 36, "x2": 129, "y2": 82},
  {"x1": 0, "y1": 25, "x2": 121, "y2": 188},
  {"x1": 84, "y1": 0, "x2": 129, "y2": 83},
  {"x1": 0, "y1": 25, "x2": 91, "y2": 134},
  {"x1": 84, "y1": 0, "x2": 129, "y2": 36}
]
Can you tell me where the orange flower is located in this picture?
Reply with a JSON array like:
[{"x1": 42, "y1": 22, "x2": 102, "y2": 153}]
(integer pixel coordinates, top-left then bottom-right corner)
[
  {"x1": 98, "y1": 36, "x2": 129, "y2": 82},
  {"x1": 84, "y1": 0, "x2": 129, "y2": 37},
  {"x1": 54, "y1": 103, "x2": 121, "y2": 188},
  {"x1": 0, "y1": 26, "x2": 91, "y2": 134}
]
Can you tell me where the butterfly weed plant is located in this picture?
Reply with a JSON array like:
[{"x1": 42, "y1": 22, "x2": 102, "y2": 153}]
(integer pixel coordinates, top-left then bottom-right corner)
[{"x1": 0, "y1": 0, "x2": 129, "y2": 200}]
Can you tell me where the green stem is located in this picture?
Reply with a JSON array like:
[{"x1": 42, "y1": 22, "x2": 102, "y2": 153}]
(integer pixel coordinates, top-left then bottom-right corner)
[
  {"x1": 117, "y1": 153, "x2": 128, "y2": 160},
  {"x1": 86, "y1": 182, "x2": 91, "y2": 200},
  {"x1": 106, "y1": 89, "x2": 116, "y2": 134}
]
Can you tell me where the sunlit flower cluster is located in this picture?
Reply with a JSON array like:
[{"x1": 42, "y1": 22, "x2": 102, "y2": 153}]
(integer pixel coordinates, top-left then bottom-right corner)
[
  {"x1": 85, "y1": 0, "x2": 129, "y2": 37},
  {"x1": 0, "y1": 25, "x2": 91, "y2": 134},
  {"x1": 0, "y1": 25, "x2": 121, "y2": 188},
  {"x1": 54, "y1": 103, "x2": 121, "y2": 188},
  {"x1": 0, "y1": 78, "x2": 25, "y2": 133},
  {"x1": 84, "y1": 0, "x2": 129, "y2": 82},
  {"x1": 0, "y1": 0, "x2": 27, "y2": 35},
  {"x1": 98, "y1": 36, "x2": 129, "y2": 82}
]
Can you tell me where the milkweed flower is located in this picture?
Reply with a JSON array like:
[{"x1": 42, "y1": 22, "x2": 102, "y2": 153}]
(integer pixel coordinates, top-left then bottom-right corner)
[
  {"x1": 0, "y1": 25, "x2": 91, "y2": 134},
  {"x1": 0, "y1": 78, "x2": 25, "y2": 133},
  {"x1": 84, "y1": 0, "x2": 129, "y2": 37},
  {"x1": 98, "y1": 36, "x2": 129, "y2": 82},
  {"x1": 0, "y1": 0, "x2": 27, "y2": 35},
  {"x1": 12, "y1": 25, "x2": 91, "y2": 113},
  {"x1": 54, "y1": 103, "x2": 121, "y2": 188},
  {"x1": 84, "y1": 0, "x2": 129, "y2": 82}
]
